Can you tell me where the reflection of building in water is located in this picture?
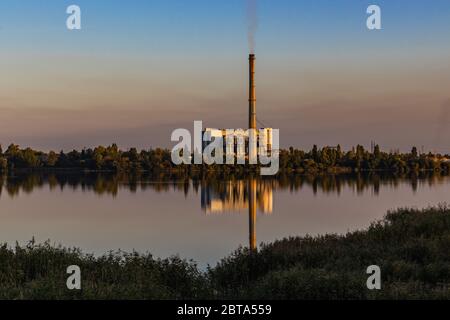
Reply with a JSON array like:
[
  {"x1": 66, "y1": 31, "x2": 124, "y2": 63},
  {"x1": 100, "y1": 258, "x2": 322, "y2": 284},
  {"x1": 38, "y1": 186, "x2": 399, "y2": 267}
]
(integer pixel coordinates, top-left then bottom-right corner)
[
  {"x1": 200, "y1": 179, "x2": 269, "y2": 251},
  {"x1": 200, "y1": 180, "x2": 273, "y2": 214}
]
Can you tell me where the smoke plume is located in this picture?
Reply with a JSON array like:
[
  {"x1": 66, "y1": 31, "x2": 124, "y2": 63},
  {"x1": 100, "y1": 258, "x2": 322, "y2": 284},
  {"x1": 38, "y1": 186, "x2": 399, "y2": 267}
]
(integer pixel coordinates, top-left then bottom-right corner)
[{"x1": 246, "y1": 0, "x2": 258, "y2": 53}]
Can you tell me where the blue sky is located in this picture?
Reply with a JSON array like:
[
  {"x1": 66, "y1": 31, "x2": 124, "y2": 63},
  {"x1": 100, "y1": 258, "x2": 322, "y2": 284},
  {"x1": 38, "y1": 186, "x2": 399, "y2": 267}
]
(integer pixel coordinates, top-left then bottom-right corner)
[
  {"x1": 0, "y1": 1, "x2": 450, "y2": 152},
  {"x1": 1, "y1": 0, "x2": 449, "y2": 56}
]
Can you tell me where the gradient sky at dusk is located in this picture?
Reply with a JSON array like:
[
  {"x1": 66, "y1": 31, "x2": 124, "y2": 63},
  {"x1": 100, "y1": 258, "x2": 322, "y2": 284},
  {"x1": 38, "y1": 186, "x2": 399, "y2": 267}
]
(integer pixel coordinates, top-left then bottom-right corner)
[{"x1": 1, "y1": 0, "x2": 450, "y2": 152}]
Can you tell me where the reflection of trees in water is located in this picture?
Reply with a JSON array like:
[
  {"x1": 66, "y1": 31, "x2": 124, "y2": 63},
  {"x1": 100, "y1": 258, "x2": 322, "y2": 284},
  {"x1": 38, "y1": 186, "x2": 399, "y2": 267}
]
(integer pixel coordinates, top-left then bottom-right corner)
[
  {"x1": 276, "y1": 172, "x2": 449, "y2": 195},
  {"x1": 0, "y1": 171, "x2": 448, "y2": 199},
  {"x1": 0, "y1": 172, "x2": 193, "y2": 198}
]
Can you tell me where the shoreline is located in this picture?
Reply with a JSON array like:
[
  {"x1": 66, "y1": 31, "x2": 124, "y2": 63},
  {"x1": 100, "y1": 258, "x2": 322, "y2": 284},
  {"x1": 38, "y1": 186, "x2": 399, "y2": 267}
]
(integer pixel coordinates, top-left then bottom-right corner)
[{"x1": 2, "y1": 167, "x2": 448, "y2": 175}]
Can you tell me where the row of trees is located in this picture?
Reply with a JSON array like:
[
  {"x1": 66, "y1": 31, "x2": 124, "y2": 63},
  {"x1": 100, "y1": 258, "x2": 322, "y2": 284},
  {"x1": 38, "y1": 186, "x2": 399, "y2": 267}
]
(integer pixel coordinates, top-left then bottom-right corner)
[
  {"x1": 0, "y1": 143, "x2": 449, "y2": 174},
  {"x1": 0, "y1": 144, "x2": 173, "y2": 172},
  {"x1": 279, "y1": 145, "x2": 450, "y2": 173}
]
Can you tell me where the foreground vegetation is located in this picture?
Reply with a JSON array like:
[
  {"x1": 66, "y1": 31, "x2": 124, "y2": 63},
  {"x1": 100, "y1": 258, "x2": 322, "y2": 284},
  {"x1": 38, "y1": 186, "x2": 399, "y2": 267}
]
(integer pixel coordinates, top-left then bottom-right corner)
[
  {"x1": 1, "y1": 206, "x2": 450, "y2": 299},
  {"x1": 0, "y1": 143, "x2": 449, "y2": 174}
]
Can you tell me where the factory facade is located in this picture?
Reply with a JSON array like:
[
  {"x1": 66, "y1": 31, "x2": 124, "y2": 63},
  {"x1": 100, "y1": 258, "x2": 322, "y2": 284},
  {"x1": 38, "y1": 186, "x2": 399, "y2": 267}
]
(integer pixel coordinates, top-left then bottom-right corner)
[
  {"x1": 201, "y1": 54, "x2": 275, "y2": 162},
  {"x1": 170, "y1": 54, "x2": 279, "y2": 175},
  {"x1": 201, "y1": 127, "x2": 273, "y2": 161}
]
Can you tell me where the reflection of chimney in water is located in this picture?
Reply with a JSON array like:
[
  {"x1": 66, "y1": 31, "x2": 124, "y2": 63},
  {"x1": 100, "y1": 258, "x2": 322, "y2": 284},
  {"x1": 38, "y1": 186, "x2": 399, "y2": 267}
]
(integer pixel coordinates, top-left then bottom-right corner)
[{"x1": 248, "y1": 178, "x2": 257, "y2": 251}]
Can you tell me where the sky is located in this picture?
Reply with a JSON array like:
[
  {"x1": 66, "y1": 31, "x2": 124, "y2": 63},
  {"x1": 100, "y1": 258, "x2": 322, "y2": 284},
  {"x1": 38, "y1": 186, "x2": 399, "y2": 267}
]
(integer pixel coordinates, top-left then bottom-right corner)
[{"x1": 0, "y1": 0, "x2": 450, "y2": 152}]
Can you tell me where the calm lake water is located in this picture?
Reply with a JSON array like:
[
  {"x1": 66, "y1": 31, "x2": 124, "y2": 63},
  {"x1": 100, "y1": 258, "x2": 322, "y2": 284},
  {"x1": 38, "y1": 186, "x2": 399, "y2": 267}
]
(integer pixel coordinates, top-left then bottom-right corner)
[{"x1": 0, "y1": 173, "x2": 449, "y2": 267}]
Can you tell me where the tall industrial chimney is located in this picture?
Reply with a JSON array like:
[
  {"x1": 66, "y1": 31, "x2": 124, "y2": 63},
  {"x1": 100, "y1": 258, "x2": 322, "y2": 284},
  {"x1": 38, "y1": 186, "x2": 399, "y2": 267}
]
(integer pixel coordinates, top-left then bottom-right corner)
[{"x1": 249, "y1": 54, "x2": 256, "y2": 129}]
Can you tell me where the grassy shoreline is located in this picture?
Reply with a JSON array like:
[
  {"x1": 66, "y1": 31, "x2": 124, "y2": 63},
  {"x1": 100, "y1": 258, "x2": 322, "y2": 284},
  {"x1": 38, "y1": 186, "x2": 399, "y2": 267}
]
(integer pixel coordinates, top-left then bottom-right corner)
[{"x1": 1, "y1": 206, "x2": 449, "y2": 299}]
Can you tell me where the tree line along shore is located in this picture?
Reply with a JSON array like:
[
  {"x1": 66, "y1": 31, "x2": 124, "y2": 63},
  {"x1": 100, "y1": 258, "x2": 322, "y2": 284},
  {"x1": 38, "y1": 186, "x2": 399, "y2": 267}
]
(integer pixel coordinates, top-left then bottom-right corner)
[{"x1": 0, "y1": 143, "x2": 449, "y2": 174}]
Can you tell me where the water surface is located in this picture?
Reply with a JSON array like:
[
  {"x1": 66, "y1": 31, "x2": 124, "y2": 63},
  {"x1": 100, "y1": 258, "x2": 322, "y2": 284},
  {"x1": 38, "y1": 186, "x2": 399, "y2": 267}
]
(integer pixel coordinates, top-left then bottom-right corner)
[{"x1": 0, "y1": 173, "x2": 449, "y2": 267}]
